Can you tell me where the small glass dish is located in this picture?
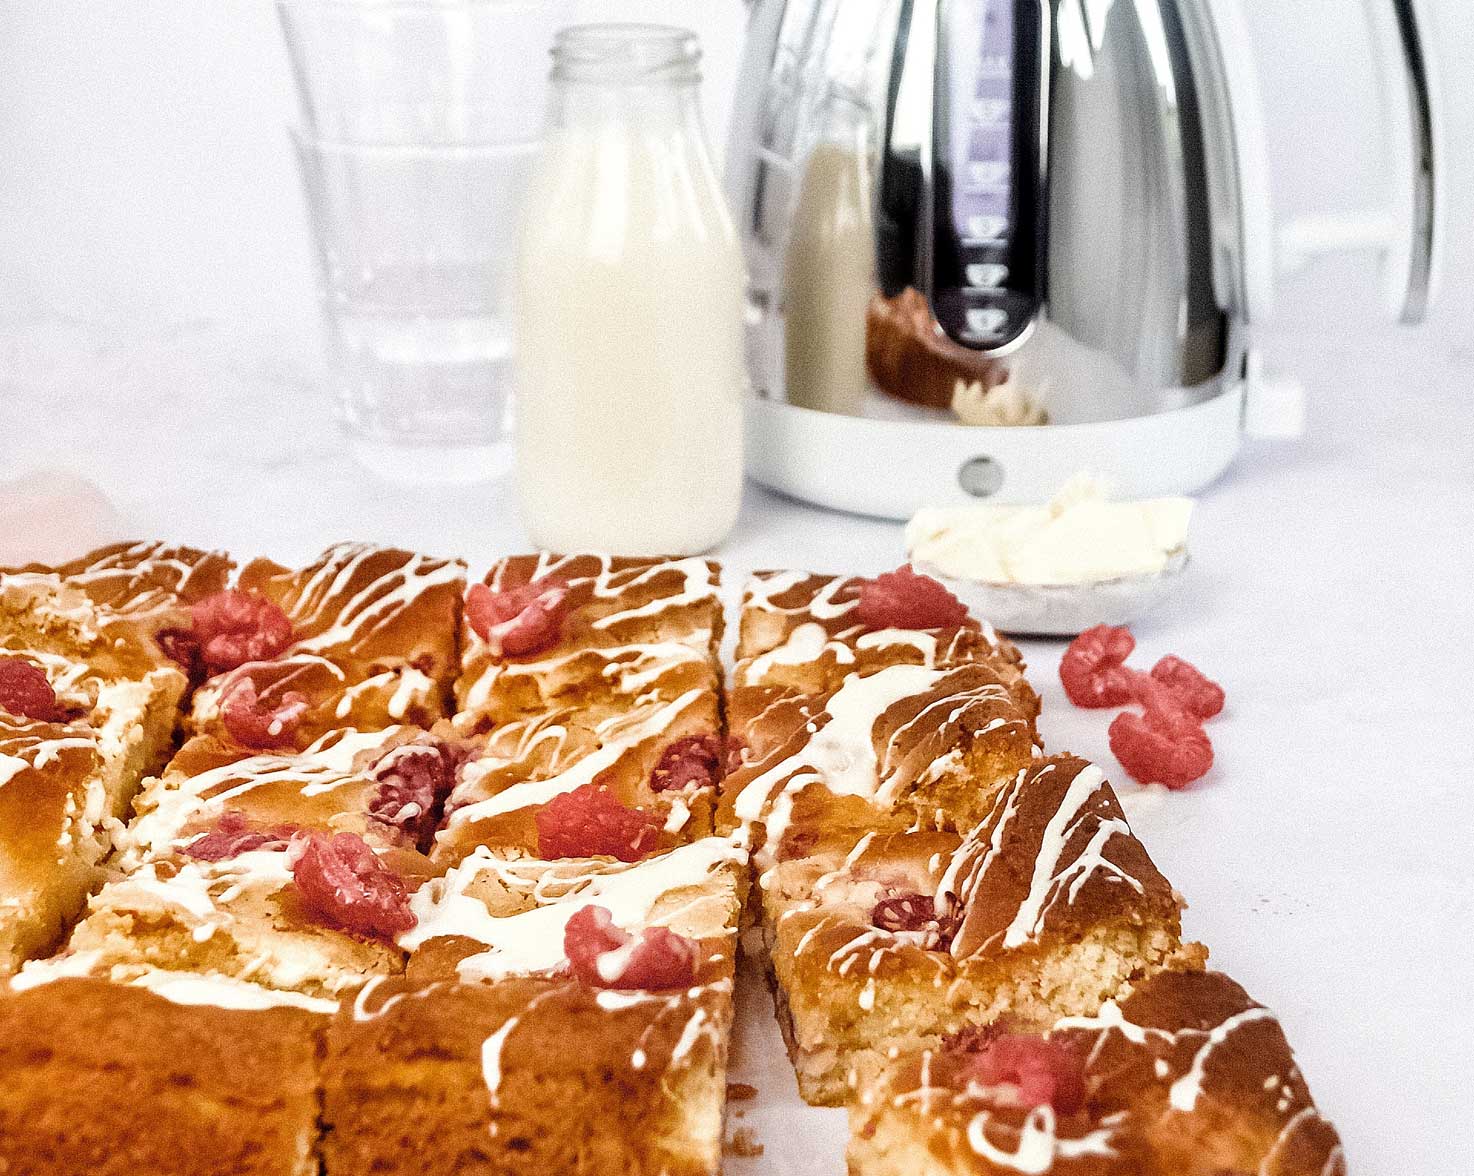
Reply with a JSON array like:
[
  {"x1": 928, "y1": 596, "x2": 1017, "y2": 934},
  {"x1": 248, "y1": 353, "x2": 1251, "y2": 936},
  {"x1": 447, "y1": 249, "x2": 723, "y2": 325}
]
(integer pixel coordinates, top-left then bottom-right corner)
[{"x1": 913, "y1": 549, "x2": 1189, "y2": 637}]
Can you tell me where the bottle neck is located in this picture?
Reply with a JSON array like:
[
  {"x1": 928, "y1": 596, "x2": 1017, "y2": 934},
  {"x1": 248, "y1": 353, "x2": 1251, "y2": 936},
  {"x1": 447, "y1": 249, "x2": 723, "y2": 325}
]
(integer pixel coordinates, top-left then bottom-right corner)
[{"x1": 548, "y1": 24, "x2": 703, "y2": 131}]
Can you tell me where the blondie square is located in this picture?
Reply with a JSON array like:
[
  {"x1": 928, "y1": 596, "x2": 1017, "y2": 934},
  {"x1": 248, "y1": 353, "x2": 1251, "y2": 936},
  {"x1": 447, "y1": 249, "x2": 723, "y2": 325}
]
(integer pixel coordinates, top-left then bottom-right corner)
[
  {"x1": 760, "y1": 756, "x2": 1204, "y2": 1104},
  {"x1": 737, "y1": 569, "x2": 1036, "y2": 717},
  {"x1": 323, "y1": 834, "x2": 745, "y2": 1175},
  {"x1": 1, "y1": 576, "x2": 189, "y2": 817},
  {"x1": 122, "y1": 725, "x2": 464, "y2": 867},
  {"x1": 455, "y1": 554, "x2": 723, "y2": 732},
  {"x1": 46, "y1": 838, "x2": 420, "y2": 1000},
  {"x1": 721, "y1": 663, "x2": 1037, "y2": 873},
  {"x1": 0, "y1": 969, "x2": 327, "y2": 1176},
  {"x1": 185, "y1": 544, "x2": 466, "y2": 752},
  {"x1": 847, "y1": 970, "x2": 1344, "y2": 1176},
  {"x1": 323, "y1": 974, "x2": 733, "y2": 1176},
  {"x1": 434, "y1": 686, "x2": 724, "y2": 868},
  {"x1": 3, "y1": 539, "x2": 233, "y2": 631}
]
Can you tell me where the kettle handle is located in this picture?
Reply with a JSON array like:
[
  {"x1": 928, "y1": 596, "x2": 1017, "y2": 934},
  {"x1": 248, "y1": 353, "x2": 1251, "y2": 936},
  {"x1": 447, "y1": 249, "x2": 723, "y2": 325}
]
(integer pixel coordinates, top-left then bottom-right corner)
[{"x1": 1206, "y1": 0, "x2": 1438, "y2": 325}]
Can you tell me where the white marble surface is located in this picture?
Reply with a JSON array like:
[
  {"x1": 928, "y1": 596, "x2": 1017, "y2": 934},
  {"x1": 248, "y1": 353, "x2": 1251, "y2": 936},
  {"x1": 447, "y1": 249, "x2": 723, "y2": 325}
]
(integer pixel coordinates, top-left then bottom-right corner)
[{"x1": 1, "y1": 307, "x2": 1471, "y2": 1172}]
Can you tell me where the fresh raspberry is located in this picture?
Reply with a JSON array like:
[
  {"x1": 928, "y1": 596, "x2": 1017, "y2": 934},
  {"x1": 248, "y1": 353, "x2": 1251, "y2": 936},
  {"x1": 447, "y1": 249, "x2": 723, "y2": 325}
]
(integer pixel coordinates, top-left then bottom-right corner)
[
  {"x1": 190, "y1": 590, "x2": 294, "y2": 675},
  {"x1": 535, "y1": 783, "x2": 662, "y2": 862},
  {"x1": 1059, "y1": 624, "x2": 1139, "y2": 708},
  {"x1": 1108, "y1": 705, "x2": 1214, "y2": 790},
  {"x1": 856, "y1": 565, "x2": 970, "y2": 631},
  {"x1": 872, "y1": 891, "x2": 958, "y2": 949},
  {"x1": 0, "y1": 657, "x2": 64, "y2": 722},
  {"x1": 1149, "y1": 655, "x2": 1225, "y2": 719},
  {"x1": 956, "y1": 1032, "x2": 1086, "y2": 1115},
  {"x1": 367, "y1": 738, "x2": 466, "y2": 853},
  {"x1": 563, "y1": 904, "x2": 698, "y2": 991},
  {"x1": 288, "y1": 831, "x2": 416, "y2": 940},
  {"x1": 155, "y1": 627, "x2": 202, "y2": 677},
  {"x1": 942, "y1": 1020, "x2": 1007, "y2": 1057},
  {"x1": 218, "y1": 674, "x2": 309, "y2": 750},
  {"x1": 182, "y1": 810, "x2": 296, "y2": 861},
  {"x1": 871, "y1": 893, "x2": 937, "y2": 933},
  {"x1": 1109, "y1": 674, "x2": 1214, "y2": 789},
  {"x1": 464, "y1": 579, "x2": 568, "y2": 658},
  {"x1": 775, "y1": 828, "x2": 820, "y2": 863},
  {"x1": 650, "y1": 734, "x2": 725, "y2": 793}
]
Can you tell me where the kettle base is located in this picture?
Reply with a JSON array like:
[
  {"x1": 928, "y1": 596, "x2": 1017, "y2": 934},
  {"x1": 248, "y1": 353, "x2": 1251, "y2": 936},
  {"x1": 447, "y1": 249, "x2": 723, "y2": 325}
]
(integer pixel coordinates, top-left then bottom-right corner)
[{"x1": 743, "y1": 382, "x2": 1245, "y2": 519}]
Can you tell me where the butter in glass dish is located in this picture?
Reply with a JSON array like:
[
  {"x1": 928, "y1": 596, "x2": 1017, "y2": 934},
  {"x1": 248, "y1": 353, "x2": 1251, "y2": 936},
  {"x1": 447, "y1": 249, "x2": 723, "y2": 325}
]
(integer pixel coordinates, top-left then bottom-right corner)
[{"x1": 904, "y1": 474, "x2": 1193, "y2": 636}]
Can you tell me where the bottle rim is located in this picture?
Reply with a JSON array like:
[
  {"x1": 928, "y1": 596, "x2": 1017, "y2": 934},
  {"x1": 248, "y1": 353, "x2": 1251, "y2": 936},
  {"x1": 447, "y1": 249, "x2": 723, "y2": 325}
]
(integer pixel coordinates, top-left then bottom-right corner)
[{"x1": 551, "y1": 23, "x2": 701, "y2": 86}]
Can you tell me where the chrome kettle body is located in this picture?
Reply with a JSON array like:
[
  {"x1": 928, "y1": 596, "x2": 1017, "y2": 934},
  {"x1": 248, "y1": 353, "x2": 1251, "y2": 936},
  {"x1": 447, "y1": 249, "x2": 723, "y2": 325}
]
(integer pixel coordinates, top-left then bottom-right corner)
[{"x1": 726, "y1": 0, "x2": 1437, "y2": 516}]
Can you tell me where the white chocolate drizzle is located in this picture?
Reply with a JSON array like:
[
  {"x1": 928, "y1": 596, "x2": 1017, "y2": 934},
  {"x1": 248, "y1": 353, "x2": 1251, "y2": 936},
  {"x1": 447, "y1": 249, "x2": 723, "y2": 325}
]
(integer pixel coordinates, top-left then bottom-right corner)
[
  {"x1": 10, "y1": 952, "x2": 338, "y2": 1013},
  {"x1": 279, "y1": 544, "x2": 463, "y2": 659},
  {"x1": 461, "y1": 553, "x2": 718, "y2": 719},
  {"x1": 125, "y1": 726, "x2": 408, "y2": 859},
  {"x1": 125, "y1": 969, "x2": 339, "y2": 1014},
  {"x1": 964, "y1": 1106, "x2": 1118, "y2": 1174},
  {"x1": 743, "y1": 571, "x2": 857, "y2": 621},
  {"x1": 400, "y1": 836, "x2": 743, "y2": 981},
  {"x1": 737, "y1": 622, "x2": 961, "y2": 687},
  {"x1": 444, "y1": 689, "x2": 707, "y2": 826},
  {"x1": 1166, "y1": 1006, "x2": 1276, "y2": 1111},
  {"x1": 481, "y1": 1015, "x2": 521, "y2": 1107},
  {"x1": 30, "y1": 541, "x2": 226, "y2": 615},
  {"x1": 938, "y1": 762, "x2": 1145, "y2": 957},
  {"x1": 732, "y1": 665, "x2": 1015, "y2": 862}
]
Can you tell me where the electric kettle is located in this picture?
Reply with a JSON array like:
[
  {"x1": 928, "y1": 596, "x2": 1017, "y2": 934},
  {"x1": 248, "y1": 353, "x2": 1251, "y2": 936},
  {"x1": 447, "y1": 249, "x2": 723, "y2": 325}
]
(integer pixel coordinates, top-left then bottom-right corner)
[{"x1": 726, "y1": 0, "x2": 1439, "y2": 517}]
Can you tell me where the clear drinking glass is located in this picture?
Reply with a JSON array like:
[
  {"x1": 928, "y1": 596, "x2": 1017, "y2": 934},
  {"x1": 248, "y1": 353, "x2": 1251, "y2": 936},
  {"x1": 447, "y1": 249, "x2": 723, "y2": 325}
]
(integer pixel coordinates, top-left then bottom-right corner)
[{"x1": 277, "y1": 0, "x2": 573, "y2": 484}]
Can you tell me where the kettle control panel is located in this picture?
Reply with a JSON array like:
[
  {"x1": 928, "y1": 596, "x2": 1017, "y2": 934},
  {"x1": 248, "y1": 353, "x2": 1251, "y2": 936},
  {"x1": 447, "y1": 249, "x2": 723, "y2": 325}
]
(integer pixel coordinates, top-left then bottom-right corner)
[{"x1": 930, "y1": 0, "x2": 1047, "y2": 353}]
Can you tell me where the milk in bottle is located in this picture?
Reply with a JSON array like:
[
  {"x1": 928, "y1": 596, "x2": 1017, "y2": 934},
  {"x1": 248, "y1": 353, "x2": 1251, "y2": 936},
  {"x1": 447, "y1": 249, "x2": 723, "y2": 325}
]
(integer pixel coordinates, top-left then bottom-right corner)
[{"x1": 515, "y1": 25, "x2": 746, "y2": 554}]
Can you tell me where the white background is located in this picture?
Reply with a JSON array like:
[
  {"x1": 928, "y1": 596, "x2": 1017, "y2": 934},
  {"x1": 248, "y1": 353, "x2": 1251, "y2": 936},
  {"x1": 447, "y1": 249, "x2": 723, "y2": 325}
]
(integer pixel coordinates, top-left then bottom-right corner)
[
  {"x1": 0, "y1": 3, "x2": 1470, "y2": 1174},
  {"x1": 0, "y1": 0, "x2": 1471, "y2": 337}
]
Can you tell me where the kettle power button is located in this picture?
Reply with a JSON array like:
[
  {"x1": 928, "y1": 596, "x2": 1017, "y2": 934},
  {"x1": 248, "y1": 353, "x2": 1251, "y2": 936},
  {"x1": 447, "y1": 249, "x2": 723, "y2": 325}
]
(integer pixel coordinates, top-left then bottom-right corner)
[{"x1": 958, "y1": 455, "x2": 1004, "y2": 497}]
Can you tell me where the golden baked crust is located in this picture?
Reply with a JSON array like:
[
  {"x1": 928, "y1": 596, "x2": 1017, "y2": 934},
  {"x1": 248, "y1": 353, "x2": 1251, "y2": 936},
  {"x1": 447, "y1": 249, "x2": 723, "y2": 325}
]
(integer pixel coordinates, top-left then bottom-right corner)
[
  {"x1": 435, "y1": 687, "x2": 722, "y2": 868},
  {"x1": 456, "y1": 554, "x2": 723, "y2": 730},
  {"x1": 0, "y1": 973, "x2": 323, "y2": 1176},
  {"x1": 240, "y1": 543, "x2": 466, "y2": 683},
  {"x1": 849, "y1": 970, "x2": 1344, "y2": 1176},
  {"x1": 0, "y1": 713, "x2": 110, "y2": 972},
  {"x1": 760, "y1": 756, "x2": 1204, "y2": 1104},
  {"x1": 183, "y1": 544, "x2": 467, "y2": 751},
  {"x1": 324, "y1": 974, "x2": 732, "y2": 1176},
  {"x1": 124, "y1": 726, "x2": 443, "y2": 866},
  {"x1": 53, "y1": 847, "x2": 413, "y2": 1000},
  {"x1": 402, "y1": 836, "x2": 745, "y2": 987},
  {"x1": 720, "y1": 665, "x2": 1037, "y2": 871},
  {"x1": 3, "y1": 539, "x2": 234, "y2": 629},
  {"x1": 737, "y1": 569, "x2": 1036, "y2": 717}
]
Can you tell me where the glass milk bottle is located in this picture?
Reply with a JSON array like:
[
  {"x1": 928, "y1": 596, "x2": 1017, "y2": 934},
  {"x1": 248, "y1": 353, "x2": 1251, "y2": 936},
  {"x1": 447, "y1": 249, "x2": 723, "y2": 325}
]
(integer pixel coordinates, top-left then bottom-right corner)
[{"x1": 514, "y1": 25, "x2": 745, "y2": 554}]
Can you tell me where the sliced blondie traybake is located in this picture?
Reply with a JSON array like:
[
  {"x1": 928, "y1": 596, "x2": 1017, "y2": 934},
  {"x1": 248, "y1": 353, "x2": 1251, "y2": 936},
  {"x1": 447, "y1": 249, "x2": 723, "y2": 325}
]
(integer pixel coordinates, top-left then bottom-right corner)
[{"x1": 0, "y1": 547, "x2": 1344, "y2": 1175}]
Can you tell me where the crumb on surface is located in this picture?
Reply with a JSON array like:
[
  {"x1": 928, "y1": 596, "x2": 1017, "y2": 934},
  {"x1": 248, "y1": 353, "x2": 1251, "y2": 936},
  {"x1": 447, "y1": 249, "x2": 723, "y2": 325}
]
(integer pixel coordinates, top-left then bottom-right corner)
[
  {"x1": 724, "y1": 1127, "x2": 764, "y2": 1158},
  {"x1": 726, "y1": 1082, "x2": 758, "y2": 1101}
]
